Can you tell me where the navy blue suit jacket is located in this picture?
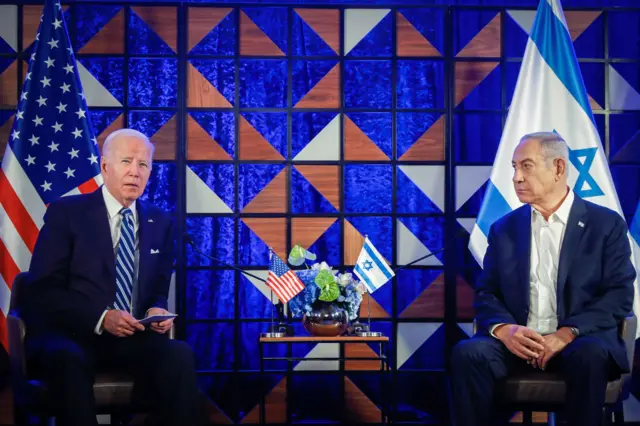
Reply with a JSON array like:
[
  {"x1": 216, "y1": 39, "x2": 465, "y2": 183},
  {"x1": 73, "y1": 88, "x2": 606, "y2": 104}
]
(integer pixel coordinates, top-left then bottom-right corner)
[
  {"x1": 24, "y1": 187, "x2": 175, "y2": 338},
  {"x1": 474, "y1": 194, "x2": 636, "y2": 373}
]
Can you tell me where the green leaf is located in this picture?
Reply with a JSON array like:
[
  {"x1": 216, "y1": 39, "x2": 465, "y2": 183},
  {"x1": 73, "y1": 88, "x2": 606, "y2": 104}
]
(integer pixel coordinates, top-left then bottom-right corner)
[
  {"x1": 288, "y1": 244, "x2": 306, "y2": 266},
  {"x1": 318, "y1": 281, "x2": 340, "y2": 302}
]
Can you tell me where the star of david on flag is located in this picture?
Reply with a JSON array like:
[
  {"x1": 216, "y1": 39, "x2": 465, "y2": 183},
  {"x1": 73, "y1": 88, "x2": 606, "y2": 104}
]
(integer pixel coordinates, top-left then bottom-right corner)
[
  {"x1": 354, "y1": 236, "x2": 394, "y2": 293},
  {"x1": 468, "y1": 0, "x2": 640, "y2": 336},
  {"x1": 0, "y1": 0, "x2": 102, "y2": 349}
]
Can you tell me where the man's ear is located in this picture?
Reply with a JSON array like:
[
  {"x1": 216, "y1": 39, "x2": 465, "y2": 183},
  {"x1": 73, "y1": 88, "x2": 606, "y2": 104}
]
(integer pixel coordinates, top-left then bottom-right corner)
[{"x1": 555, "y1": 158, "x2": 566, "y2": 179}]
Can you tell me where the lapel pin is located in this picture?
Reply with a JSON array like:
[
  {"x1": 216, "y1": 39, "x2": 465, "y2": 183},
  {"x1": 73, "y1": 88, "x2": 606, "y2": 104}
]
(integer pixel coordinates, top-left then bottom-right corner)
[
  {"x1": 578, "y1": 221, "x2": 584, "y2": 228},
  {"x1": 148, "y1": 218, "x2": 153, "y2": 223}
]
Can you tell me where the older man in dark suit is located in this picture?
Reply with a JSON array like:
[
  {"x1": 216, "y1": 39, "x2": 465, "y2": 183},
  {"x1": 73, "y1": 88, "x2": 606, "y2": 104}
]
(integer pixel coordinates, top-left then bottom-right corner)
[
  {"x1": 450, "y1": 132, "x2": 636, "y2": 426},
  {"x1": 24, "y1": 129, "x2": 201, "y2": 426}
]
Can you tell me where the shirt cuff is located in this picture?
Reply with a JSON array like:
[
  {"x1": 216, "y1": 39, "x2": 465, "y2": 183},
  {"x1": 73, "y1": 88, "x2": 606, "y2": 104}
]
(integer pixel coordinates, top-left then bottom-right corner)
[
  {"x1": 94, "y1": 310, "x2": 108, "y2": 335},
  {"x1": 490, "y1": 323, "x2": 506, "y2": 338}
]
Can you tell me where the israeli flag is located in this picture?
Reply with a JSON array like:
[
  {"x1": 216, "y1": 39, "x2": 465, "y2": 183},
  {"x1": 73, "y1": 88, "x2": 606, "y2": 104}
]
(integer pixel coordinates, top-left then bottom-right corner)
[
  {"x1": 354, "y1": 237, "x2": 395, "y2": 293},
  {"x1": 469, "y1": 0, "x2": 640, "y2": 335}
]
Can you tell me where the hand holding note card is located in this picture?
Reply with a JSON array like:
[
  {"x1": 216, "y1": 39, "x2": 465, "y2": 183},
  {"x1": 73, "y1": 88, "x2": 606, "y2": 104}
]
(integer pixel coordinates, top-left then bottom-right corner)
[{"x1": 138, "y1": 313, "x2": 178, "y2": 325}]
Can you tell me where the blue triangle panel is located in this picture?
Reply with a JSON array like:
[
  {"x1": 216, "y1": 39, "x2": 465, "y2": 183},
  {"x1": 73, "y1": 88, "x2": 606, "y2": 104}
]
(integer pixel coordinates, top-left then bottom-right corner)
[
  {"x1": 128, "y1": 110, "x2": 173, "y2": 138},
  {"x1": 189, "y1": 59, "x2": 235, "y2": 106},
  {"x1": 88, "y1": 110, "x2": 122, "y2": 136},
  {"x1": 185, "y1": 216, "x2": 235, "y2": 267},
  {"x1": 0, "y1": 35, "x2": 14, "y2": 54},
  {"x1": 396, "y1": 168, "x2": 442, "y2": 214},
  {"x1": 398, "y1": 217, "x2": 445, "y2": 264},
  {"x1": 0, "y1": 57, "x2": 14, "y2": 75},
  {"x1": 292, "y1": 11, "x2": 336, "y2": 56},
  {"x1": 196, "y1": 376, "x2": 235, "y2": 423},
  {"x1": 398, "y1": 8, "x2": 445, "y2": 55},
  {"x1": 238, "y1": 219, "x2": 271, "y2": 267},
  {"x1": 241, "y1": 112, "x2": 288, "y2": 159},
  {"x1": 235, "y1": 374, "x2": 285, "y2": 420},
  {"x1": 454, "y1": 10, "x2": 498, "y2": 56},
  {"x1": 190, "y1": 9, "x2": 236, "y2": 56},
  {"x1": 504, "y1": 12, "x2": 529, "y2": 57},
  {"x1": 243, "y1": 7, "x2": 288, "y2": 54},
  {"x1": 574, "y1": 14, "x2": 603, "y2": 58},
  {"x1": 347, "y1": 112, "x2": 392, "y2": 159},
  {"x1": 72, "y1": 5, "x2": 122, "y2": 51},
  {"x1": 238, "y1": 275, "x2": 275, "y2": 319},
  {"x1": 189, "y1": 111, "x2": 235, "y2": 158},
  {"x1": 396, "y1": 112, "x2": 440, "y2": 159},
  {"x1": 291, "y1": 167, "x2": 338, "y2": 214},
  {"x1": 344, "y1": 165, "x2": 392, "y2": 213},
  {"x1": 292, "y1": 59, "x2": 338, "y2": 106},
  {"x1": 458, "y1": 64, "x2": 501, "y2": 110},
  {"x1": 457, "y1": 180, "x2": 489, "y2": 217},
  {"x1": 186, "y1": 323, "x2": 235, "y2": 371},
  {"x1": 580, "y1": 62, "x2": 604, "y2": 110},
  {"x1": 188, "y1": 164, "x2": 235, "y2": 212},
  {"x1": 140, "y1": 164, "x2": 177, "y2": 213},
  {"x1": 291, "y1": 112, "x2": 338, "y2": 158},
  {"x1": 0, "y1": 110, "x2": 14, "y2": 127},
  {"x1": 346, "y1": 216, "x2": 392, "y2": 264},
  {"x1": 238, "y1": 164, "x2": 285, "y2": 211},
  {"x1": 396, "y1": 270, "x2": 443, "y2": 316},
  {"x1": 307, "y1": 218, "x2": 341, "y2": 266},
  {"x1": 348, "y1": 12, "x2": 392, "y2": 57},
  {"x1": 128, "y1": 10, "x2": 173, "y2": 55},
  {"x1": 80, "y1": 57, "x2": 124, "y2": 104},
  {"x1": 400, "y1": 324, "x2": 445, "y2": 370},
  {"x1": 186, "y1": 270, "x2": 235, "y2": 319}
]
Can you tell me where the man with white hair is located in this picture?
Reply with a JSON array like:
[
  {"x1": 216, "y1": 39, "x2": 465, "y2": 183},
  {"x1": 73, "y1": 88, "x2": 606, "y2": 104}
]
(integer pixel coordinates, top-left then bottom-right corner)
[
  {"x1": 24, "y1": 129, "x2": 202, "y2": 425},
  {"x1": 450, "y1": 132, "x2": 635, "y2": 426}
]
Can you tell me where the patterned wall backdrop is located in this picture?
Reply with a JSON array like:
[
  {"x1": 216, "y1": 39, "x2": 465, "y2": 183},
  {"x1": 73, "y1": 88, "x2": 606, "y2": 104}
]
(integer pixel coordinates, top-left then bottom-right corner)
[{"x1": 2, "y1": 1, "x2": 640, "y2": 424}]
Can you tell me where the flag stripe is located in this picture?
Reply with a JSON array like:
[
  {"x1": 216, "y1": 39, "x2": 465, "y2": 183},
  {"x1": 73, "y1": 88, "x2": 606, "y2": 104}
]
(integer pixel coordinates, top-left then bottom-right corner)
[
  {"x1": 476, "y1": 180, "x2": 513, "y2": 237},
  {"x1": 354, "y1": 264, "x2": 376, "y2": 293},
  {"x1": 0, "y1": 240, "x2": 19, "y2": 308},
  {"x1": 79, "y1": 176, "x2": 99, "y2": 193},
  {"x1": 0, "y1": 169, "x2": 40, "y2": 252},
  {"x1": 363, "y1": 242, "x2": 393, "y2": 279},
  {"x1": 0, "y1": 272, "x2": 10, "y2": 317},
  {"x1": 0, "y1": 204, "x2": 32, "y2": 273},
  {"x1": 530, "y1": 0, "x2": 591, "y2": 119}
]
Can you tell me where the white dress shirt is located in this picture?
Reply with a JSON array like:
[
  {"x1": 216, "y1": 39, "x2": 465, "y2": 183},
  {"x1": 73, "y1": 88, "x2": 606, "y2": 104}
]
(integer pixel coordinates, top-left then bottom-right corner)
[
  {"x1": 491, "y1": 189, "x2": 574, "y2": 337},
  {"x1": 94, "y1": 186, "x2": 139, "y2": 334}
]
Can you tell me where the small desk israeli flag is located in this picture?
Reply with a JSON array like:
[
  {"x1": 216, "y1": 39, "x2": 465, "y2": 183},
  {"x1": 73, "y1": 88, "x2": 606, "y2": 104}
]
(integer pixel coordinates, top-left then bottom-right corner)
[{"x1": 354, "y1": 236, "x2": 395, "y2": 293}]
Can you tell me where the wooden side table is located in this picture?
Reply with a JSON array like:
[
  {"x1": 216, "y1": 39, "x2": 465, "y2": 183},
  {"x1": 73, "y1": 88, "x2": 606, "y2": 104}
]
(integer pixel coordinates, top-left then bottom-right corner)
[{"x1": 258, "y1": 336, "x2": 391, "y2": 425}]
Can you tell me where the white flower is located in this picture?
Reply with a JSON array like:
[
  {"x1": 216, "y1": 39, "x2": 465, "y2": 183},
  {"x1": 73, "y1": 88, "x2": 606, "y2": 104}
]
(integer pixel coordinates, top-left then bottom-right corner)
[
  {"x1": 356, "y1": 282, "x2": 367, "y2": 294},
  {"x1": 337, "y1": 273, "x2": 353, "y2": 286},
  {"x1": 311, "y1": 261, "x2": 335, "y2": 274}
]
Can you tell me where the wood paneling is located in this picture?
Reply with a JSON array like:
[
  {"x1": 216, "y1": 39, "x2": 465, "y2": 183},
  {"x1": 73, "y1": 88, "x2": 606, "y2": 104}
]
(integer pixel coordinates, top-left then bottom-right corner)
[
  {"x1": 186, "y1": 115, "x2": 232, "y2": 161},
  {"x1": 344, "y1": 116, "x2": 388, "y2": 161},
  {"x1": 240, "y1": 377, "x2": 287, "y2": 424},
  {"x1": 457, "y1": 13, "x2": 501, "y2": 57},
  {"x1": 0, "y1": 115, "x2": 14, "y2": 161},
  {"x1": 294, "y1": 165, "x2": 340, "y2": 210},
  {"x1": 97, "y1": 113, "x2": 124, "y2": 151},
  {"x1": 397, "y1": 12, "x2": 441, "y2": 57},
  {"x1": 455, "y1": 61, "x2": 499, "y2": 106},
  {"x1": 456, "y1": 275, "x2": 475, "y2": 320},
  {"x1": 187, "y1": 62, "x2": 232, "y2": 108},
  {"x1": 399, "y1": 115, "x2": 445, "y2": 161},
  {"x1": 242, "y1": 168, "x2": 287, "y2": 213},
  {"x1": 239, "y1": 116, "x2": 284, "y2": 160},
  {"x1": 295, "y1": 9, "x2": 340, "y2": 55},
  {"x1": 291, "y1": 217, "x2": 337, "y2": 251},
  {"x1": 344, "y1": 219, "x2": 365, "y2": 266},
  {"x1": 345, "y1": 343, "x2": 382, "y2": 371},
  {"x1": 565, "y1": 11, "x2": 601, "y2": 41},
  {"x1": 242, "y1": 218, "x2": 287, "y2": 263},
  {"x1": 358, "y1": 293, "x2": 390, "y2": 318},
  {"x1": 240, "y1": 10, "x2": 284, "y2": 56},
  {"x1": 132, "y1": 7, "x2": 177, "y2": 52},
  {"x1": 344, "y1": 377, "x2": 381, "y2": 423},
  {"x1": 294, "y1": 63, "x2": 340, "y2": 109},
  {"x1": 151, "y1": 114, "x2": 176, "y2": 161},
  {"x1": 399, "y1": 273, "x2": 444, "y2": 318},
  {"x1": 188, "y1": 8, "x2": 232, "y2": 52},
  {"x1": 0, "y1": 61, "x2": 18, "y2": 107},
  {"x1": 80, "y1": 9, "x2": 124, "y2": 54}
]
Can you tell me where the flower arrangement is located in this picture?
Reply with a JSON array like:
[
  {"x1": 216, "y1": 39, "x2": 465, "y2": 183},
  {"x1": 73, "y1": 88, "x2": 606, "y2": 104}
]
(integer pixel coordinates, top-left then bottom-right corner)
[{"x1": 286, "y1": 245, "x2": 366, "y2": 322}]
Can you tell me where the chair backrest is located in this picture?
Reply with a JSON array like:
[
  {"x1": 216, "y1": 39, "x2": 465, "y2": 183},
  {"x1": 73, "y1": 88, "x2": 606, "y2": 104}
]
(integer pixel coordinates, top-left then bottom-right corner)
[{"x1": 9, "y1": 271, "x2": 31, "y2": 314}]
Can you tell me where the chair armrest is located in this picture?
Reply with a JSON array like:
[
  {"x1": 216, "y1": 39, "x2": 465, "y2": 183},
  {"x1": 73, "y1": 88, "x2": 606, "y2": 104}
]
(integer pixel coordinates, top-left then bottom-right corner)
[{"x1": 7, "y1": 312, "x2": 27, "y2": 386}]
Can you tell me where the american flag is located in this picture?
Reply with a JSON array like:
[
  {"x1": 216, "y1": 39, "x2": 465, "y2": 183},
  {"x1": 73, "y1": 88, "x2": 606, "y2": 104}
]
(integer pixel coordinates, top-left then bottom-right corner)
[
  {"x1": 0, "y1": 0, "x2": 102, "y2": 349},
  {"x1": 266, "y1": 251, "x2": 305, "y2": 303}
]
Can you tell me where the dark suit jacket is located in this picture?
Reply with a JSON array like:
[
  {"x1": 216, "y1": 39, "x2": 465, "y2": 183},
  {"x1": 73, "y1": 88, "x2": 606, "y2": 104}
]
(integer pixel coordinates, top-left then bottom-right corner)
[
  {"x1": 24, "y1": 187, "x2": 175, "y2": 338},
  {"x1": 474, "y1": 193, "x2": 636, "y2": 372}
]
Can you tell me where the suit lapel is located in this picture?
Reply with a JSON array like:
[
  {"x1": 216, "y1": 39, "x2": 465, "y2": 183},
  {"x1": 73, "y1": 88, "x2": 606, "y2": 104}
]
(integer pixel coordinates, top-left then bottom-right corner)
[
  {"x1": 556, "y1": 195, "x2": 588, "y2": 320},
  {"x1": 137, "y1": 201, "x2": 151, "y2": 309},
  {"x1": 92, "y1": 188, "x2": 116, "y2": 287},
  {"x1": 515, "y1": 206, "x2": 532, "y2": 314}
]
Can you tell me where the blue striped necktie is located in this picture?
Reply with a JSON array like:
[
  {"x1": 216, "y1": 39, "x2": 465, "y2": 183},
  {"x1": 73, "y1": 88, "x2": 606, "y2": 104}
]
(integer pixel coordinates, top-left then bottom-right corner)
[{"x1": 114, "y1": 207, "x2": 135, "y2": 312}]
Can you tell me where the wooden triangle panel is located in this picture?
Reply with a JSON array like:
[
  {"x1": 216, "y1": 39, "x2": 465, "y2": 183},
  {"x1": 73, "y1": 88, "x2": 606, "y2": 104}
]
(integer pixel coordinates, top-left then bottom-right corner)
[
  {"x1": 202, "y1": 395, "x2": 233, "y2": 425},
  {"x1": 188, "y1": 8, "x2": 232, "y2": 52},
  {"x1": 243, "y1": 168, "x2": 287, "y2": 214},
  {"x1": 456, "y1": 275, "x2": 475, "y2": 320},
  {"x1": 291, "y1": 217, "x2": 337, "y2": 251},
  {"x1": 345, "y1": 343, "x2": 381, "y2": 371},
  {"x1": 80, "y1": 9, "x2": 125, "y2": 54},
  {"x1": 457, "y1": 14, "x2": 501, "y2": 57},
  {"x1": 242, "y1": 218, "x2": 287, "y2": 266},
  {"x1": 511, "y1": 412, "x2": 548, "y2": 424},
  {"x1": 344, "y1": 116, "x2": 388, "y2": 160},
  {"x1": 0, "y1": 61, "x2": 18, "y2": 107},
  {"x1": 187, "y1": 115, "x2": 232, "y2": 161},
  {"x1": 132, "y1": 7, "x2": 177, "y2": 52},
  {"x1": 187, "y1": 63, "x2": 232, "y2": 108},
  {"x1": 240, "y1": 377, "x2": 287, "y2": 424},
  {"x1": 97, "y1": 113, "x2": 125, "y2": 150},
  {"x1": 455, "y1": 61, "x2": 499, "y2": 106},
  {"x1": 295, "y1": 63, "x2": 340, "y2": 108},
  {"x1": 344, "y1": 377, "x2": 382, "y2": 423},
  {"x1": 588, "y1": 94, "x2": 602, "y2": 111},
  {"x1": 0, "y1": 115, "x2": 14, "y2": 162},
  {"x1": 400, "y1": 273, "x2": 444, "y2": 318},
  {"x1": 399, "y1": 115, "x2": 445, "y2": 161},
  {"x1": 295, "y1": 9, "x2": 340, "y2": 54},
  {"x1": 397, "y1": 12, "x2": 441, "y2": 57},
  {"x1": 151, "y1": 114, "x2": 176, "y2": 160},
  {"x1": 344, "y1": 219, "x2": 365, "y2": 265},
  {"x1": 294, "y1": 165, "x2": 340, "y2": 210},
  {"x1": 239, "y1": 116, "x2": 284, "y2": 160},
  {"x1": 565, "y1": 11, "x2": 601, "y2": 41},
  {"x1": 240, "y1": 10, "x2": 284, "y2": 56},
  {"x1": 358, "y1": 294, "x2": 390, "y2": 318}
]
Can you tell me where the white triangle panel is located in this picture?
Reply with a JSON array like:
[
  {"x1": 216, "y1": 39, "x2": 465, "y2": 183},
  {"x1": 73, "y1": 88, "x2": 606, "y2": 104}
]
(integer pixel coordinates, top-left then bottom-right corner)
[
  {"x1": 294, "y1": 343, "x2": 339, "y2": 371},
  {"x1": 457, "y1": 322, "x2": 474, "y2": 338},
  {"x1": 456, "y1": 218, "x2": 477, "y2": 234},
  {"x1": 186, "y1": 166, "x2": 233, "y2": 214},
  {"x1": 396, "y1": 219, "x2": 442, "y2": 267},
  {"x1": 345, "y1": 9, "x2": 390, "y2": 55},
  {"x1": 294, "y1": 114, "x2": 340, "y2": 161},
  {"x1": 77, "y1": 61, "x2": 122, "y2": 107},
  {"x1": 240, "y1": 270, "x2": 279, "y2": 304},
  {"x1": 397, "y1": 322, "x2": 441, "y2": 369},
  {"x1": 0, "y1": 6, "x2": 18, "y2": 52},
  {"x1": 507, "y1": 10, "x2": 536, "y2": 35},
  {"x1": 609, "y1": 64, "x2": 640, "y2": 111},
  {"x1": 398, "y1": 165, "x2": 445, "y2": 213},
  {"x1": 455, "y1": 166, "x2": 492, "y2": 211}
]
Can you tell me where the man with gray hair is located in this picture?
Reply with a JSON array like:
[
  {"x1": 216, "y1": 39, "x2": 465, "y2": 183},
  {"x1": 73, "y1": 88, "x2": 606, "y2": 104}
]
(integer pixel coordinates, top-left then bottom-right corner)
[
  {"x1": 24, "y1": 128, "x2": 202, "y2": 425},
  {"x1": 450, "y1": 132, "x2": 635, "y2": 426}
]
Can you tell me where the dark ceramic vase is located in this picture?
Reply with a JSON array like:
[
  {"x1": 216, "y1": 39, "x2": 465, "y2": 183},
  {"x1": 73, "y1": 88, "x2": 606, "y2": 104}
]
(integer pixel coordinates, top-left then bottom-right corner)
[{"x1": 302, "y1": 301, "x2": 349, "y2": 336}]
